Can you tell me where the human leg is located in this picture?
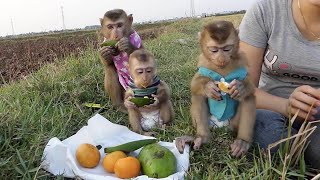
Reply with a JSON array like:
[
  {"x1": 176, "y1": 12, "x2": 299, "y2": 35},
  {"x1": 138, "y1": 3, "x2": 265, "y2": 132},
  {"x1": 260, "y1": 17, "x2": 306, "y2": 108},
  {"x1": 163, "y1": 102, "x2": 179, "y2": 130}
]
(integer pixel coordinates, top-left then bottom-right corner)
[
  {"x1": 304, "y1": 121, "x2": 320, "y2": 169},
  {"x1": 253, "y1": 109, "x2": 298, "y2": 152}
]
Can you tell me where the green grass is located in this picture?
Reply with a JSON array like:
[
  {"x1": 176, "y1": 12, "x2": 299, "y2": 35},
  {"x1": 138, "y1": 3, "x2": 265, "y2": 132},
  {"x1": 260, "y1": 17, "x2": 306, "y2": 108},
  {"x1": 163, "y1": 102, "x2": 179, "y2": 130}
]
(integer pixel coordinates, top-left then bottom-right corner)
[{"x1": 0, "y1": 14, "x2": 312, "y2": 179}]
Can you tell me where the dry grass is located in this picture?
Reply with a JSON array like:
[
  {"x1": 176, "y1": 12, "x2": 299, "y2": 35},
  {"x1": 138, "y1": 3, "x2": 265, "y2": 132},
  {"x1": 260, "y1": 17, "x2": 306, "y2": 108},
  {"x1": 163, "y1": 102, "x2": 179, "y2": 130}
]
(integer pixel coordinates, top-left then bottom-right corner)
[{"x1": 267, "y1": 103, "x2": 320, "y2": 179}]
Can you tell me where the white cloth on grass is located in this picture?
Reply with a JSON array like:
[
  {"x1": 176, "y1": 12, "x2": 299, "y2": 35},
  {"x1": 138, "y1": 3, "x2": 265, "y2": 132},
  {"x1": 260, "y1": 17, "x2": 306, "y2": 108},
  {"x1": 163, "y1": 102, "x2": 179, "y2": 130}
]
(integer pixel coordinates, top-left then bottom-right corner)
[{"x1": 41, "y1": 114, "x2": 190, "y2": 180}]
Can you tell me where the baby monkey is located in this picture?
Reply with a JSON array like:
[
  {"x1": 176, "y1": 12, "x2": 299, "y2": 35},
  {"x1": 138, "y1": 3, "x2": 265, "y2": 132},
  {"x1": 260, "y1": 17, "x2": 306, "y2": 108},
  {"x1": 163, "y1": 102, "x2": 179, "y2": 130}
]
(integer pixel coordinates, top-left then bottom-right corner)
[
  {"x1": 176, "y1": 20, "x2": 256, "y2": 157},
  {"x1": 124, "y1": 49, "x2": 174, "y2": 136}
]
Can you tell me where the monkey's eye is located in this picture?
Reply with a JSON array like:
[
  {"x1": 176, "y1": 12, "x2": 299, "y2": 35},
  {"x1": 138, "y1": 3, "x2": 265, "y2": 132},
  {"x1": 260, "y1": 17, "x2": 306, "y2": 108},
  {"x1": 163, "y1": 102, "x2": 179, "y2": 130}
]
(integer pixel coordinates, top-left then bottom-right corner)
[
  {"x1": 107, "y1": 25, "x2": 114, "y2": 30},
  {"x1": 146, "y1": 70, "x2": 152, "y2": 73},
  {"x1": 208, "y1": 48, "x2": 218, "y2": 53},
  {"x1": 137, "y1": 71, "x2": 143, "y2": 74},
  {"x1": 117, "y1": 23, "x2": 124, "y2": 28},
  {"x1": 223, "y1": 45, "x2": 233, "y2": 52}
]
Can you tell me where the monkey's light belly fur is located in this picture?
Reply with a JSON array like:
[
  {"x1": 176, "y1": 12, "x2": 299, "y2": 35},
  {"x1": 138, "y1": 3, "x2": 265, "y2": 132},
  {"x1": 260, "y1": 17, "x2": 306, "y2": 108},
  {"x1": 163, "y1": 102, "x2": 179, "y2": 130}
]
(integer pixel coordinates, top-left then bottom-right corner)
[
  {"x1": 209, "y1": 115, "x2": 230, "y2": 128},
  {"x1": 140, "y1": 110, "x2": 162, "y2": 131}
]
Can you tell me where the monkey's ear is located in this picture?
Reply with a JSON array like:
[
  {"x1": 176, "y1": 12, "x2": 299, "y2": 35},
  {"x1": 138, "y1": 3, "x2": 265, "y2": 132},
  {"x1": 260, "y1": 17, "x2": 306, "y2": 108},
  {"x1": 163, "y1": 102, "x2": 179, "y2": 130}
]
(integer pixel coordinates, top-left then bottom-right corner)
[
  {"x1": 128, "y1": 14, "x2": 133, "y2": 25},
  {"x1": 100, "y1": 18, "x2": 103, "y2": 25}
]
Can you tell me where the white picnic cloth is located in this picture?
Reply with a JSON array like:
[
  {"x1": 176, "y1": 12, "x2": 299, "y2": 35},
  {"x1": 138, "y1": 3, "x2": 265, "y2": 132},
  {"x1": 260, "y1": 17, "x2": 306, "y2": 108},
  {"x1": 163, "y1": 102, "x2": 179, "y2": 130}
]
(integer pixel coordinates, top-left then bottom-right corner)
[{"x1": 41, "y1": 114, "x2": 190, "y2": 180}]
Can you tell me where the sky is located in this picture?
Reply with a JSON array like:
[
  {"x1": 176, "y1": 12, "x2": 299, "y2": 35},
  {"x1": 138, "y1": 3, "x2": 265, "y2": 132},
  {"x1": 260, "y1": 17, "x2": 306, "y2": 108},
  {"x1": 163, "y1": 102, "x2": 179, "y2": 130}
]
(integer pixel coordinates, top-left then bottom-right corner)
[{"x1": 0, "y1": 0, "x2": 256, "y2": 36}]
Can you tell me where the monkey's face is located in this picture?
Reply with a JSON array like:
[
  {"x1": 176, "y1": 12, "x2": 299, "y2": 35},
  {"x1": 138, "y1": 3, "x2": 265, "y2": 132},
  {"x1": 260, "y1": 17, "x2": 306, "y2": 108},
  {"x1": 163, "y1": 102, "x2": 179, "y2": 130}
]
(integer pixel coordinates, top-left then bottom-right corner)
[
  {"x1": 202, "y1": 34, "x2": 236, "y2": 68},
  {"x1": 101, "y1": 18, "x2": 129, "y2": 40},
  {"x1": 130, "y1": 58, "x2": 156, "y2": 88}
]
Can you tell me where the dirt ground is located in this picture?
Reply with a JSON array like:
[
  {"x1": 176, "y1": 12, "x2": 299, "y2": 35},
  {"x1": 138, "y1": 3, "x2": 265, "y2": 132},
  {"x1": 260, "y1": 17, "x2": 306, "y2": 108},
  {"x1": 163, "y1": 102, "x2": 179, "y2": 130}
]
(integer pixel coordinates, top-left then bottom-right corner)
[{"x1": 0, "y1": 27, "x2": 165, "y2": 86}]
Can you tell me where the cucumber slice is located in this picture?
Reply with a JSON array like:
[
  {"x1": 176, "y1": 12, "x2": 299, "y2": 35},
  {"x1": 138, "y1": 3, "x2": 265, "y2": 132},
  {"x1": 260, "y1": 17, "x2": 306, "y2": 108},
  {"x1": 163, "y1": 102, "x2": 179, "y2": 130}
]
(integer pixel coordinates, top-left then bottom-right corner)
[
  {"x1": 100, "y1": 40, "x2": 118, "y2": 48},
  {"x1": 104, "y1": 139, "x2": 157, "y2": 153},
  {"x1": 130, "y1": 97, "x2": 155, "y2": 107}
]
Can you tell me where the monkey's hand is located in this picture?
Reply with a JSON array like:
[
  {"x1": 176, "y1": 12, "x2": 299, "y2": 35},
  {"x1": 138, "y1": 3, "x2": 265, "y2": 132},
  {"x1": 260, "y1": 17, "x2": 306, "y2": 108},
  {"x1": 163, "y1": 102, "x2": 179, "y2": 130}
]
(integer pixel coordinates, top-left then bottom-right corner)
[
  {"x1": 124, "y1": 96, "x2": 137, "y2": 109},
  {"x1": 117, "y1": 37, "x2": 134, "y2": 54},
  {"x1": 144, "y1": 94, "x2": 159, "y2": 108},
  {"x1": 99, "y1": 46, "x2": 116, "y2": 65},
  {"x1": 175, "y1": 135, "x2": 208, "y2": 153},
  {"x1": 228, "y1": 80, "x2": 246, "y2": 101},
  {"x1": 175, "y1": 135, "x2": 195, "y2": 154},
  {"x1": 230, "y1": 138, "x2": 250, "y2": 157},
  {"x1": 193, "y1": 136, "x2": 208, "y2": 150},
  {"x1": 205, "y1": 81, "x2": 222, "y2": 100}
]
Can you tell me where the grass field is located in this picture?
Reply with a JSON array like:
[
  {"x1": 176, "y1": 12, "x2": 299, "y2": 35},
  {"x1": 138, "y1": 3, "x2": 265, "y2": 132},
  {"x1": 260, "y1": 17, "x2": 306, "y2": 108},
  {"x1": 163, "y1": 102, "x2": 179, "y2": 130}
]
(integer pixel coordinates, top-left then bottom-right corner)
[{"x1": 0, "y1": 14, "x2": 315, "y2": 179}]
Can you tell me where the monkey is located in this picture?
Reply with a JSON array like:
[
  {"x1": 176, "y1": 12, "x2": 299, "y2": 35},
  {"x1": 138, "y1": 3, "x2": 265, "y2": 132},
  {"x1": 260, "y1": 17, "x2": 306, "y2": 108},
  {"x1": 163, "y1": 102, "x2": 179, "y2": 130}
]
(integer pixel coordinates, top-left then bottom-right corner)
[
  {"x1": 98, "y1": 9, "x2": 143, "y2": 112},
  {"x1": 124, "y1": 49, "x2": 174, "y2": 136},
  {"x1": 175, "y1": 20, "x2": 256, "y2": 157}
]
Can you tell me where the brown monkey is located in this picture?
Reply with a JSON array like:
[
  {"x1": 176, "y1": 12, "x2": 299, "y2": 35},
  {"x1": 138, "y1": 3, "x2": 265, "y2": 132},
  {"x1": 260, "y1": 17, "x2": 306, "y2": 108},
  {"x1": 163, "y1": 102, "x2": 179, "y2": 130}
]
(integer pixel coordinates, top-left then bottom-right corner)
[
  {"x1": 124, "y1": 49, "x2": 174, "y2": 136},
  {"x1": 98, "y1": 9, "x2": 143, "y2": 112},
  {"x1": 175, "y1": 21, "x2": 256, "y2": 157}
]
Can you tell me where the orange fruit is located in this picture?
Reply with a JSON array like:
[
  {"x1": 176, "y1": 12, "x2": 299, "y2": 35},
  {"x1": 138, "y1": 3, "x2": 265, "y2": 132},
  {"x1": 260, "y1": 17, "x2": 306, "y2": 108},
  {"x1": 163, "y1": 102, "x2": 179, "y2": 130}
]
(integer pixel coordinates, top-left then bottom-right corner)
[
  {"x1": 218, "y1": 82, "x2": 230, "y2": 93},
  {"x1": 102, "y1": 151, "x2": 127, "y2": 173},
  {"x1": 75, "y1": 143, "x2": 101, "y2": 168},
  {"x1": 114, "y1": 156, "x2": 141, "y2": 179}
]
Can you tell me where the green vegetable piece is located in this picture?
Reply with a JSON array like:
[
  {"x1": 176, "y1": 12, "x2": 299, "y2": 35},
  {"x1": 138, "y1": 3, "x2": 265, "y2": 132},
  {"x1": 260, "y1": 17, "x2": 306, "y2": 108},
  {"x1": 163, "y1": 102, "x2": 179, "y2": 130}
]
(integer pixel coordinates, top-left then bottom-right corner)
[
  {"x1": 138, "y1": 143, "x2": 177, "y2": 178},
  {"x1": 83, "y1": 103, "x2": 102, "y2": 109},
  {"x1": 130, "y1": 97, "x2": 155, "y2": 107},
  {"x1": 104, "y1": 139, "x2": 157, "y2": 153},
  {"x1": 100, "y1": 40, "x2": 118, "y2": 48}
]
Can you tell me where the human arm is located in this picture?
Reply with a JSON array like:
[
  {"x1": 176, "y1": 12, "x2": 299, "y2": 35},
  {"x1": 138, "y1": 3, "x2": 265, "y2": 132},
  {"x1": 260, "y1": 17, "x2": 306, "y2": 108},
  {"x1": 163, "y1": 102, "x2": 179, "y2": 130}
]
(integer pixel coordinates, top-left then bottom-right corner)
[{"x1": 240, "y1": 41, "x2": 320, "y2": 120}]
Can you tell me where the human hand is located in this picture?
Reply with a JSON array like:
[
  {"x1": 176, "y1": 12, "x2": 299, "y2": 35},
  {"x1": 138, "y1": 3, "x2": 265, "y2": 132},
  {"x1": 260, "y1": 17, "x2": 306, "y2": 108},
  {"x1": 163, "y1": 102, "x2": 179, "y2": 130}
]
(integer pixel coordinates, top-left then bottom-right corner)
[
  {"x1": 205, "y1": 81, "x2": 222, "y2": 100},
  {"x1": 287, "y1": 85, "x2": 320, "y2": 121}
]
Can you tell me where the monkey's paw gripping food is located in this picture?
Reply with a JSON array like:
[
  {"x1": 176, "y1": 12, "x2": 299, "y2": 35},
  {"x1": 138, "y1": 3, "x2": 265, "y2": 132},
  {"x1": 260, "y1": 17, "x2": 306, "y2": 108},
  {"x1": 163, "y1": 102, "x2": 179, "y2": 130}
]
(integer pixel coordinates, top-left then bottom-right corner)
[
  {"x1": 100, "y1": 40, "x2": 120, "y2": 56},
  {"x1": 218, "y1": 81, "x2": 230, "y2": 93},
  {"x1": 130, "y1": 96, "x2": 155, "y2": 107}
]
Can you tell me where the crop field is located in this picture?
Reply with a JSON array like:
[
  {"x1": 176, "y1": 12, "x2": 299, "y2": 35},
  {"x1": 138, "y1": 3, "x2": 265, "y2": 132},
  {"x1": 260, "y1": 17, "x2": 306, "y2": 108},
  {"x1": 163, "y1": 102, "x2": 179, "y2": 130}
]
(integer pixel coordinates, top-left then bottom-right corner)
[
  {"x1": 0, "y1": 22, "x2": 169, "y2": 86},
  {"x1": 0, "y1": 14, "x2": 318, "y2": 179}
]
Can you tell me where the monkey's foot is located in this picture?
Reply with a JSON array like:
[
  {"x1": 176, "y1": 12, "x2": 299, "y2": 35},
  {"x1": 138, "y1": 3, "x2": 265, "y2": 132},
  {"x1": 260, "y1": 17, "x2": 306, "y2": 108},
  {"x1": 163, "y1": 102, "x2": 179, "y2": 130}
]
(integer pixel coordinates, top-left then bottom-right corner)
[
  {"x1": 230, "y1": 138, "x2": 250, "y2": 157},
  {"x1": 193, "y1": 136, "x2": 209, "y2": 150}
]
